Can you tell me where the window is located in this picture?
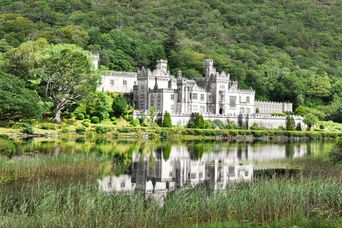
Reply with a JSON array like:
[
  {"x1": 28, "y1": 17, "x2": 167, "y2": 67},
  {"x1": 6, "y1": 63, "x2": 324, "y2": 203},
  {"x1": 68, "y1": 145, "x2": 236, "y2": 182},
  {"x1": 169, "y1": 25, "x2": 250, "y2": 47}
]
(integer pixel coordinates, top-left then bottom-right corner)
[
  {"x1": 246, "y1": 108, "x2": 250, "y2": 114},
  {"x1": 171, "y1": 105, "x2": 175, "y2": 113},
  {"x1": 228, "y1": 166, "x2": 235, "y2": 176},
  {"x1": 121, "y1": 182, "x2": 125, "y2": 187},
  {"x1": 200, "y1": 106, "x2": 205, "y2": 113},
  {"x1": 191, "y1": 173, "x2": 196, "y2": 179},
  {"x1": 246, "y1": 96, "x2": 250, "y2": 103},
  {"x1": 199, "y1": 172, "x2": 203, "y2": 179},
  {"x1": 240, "y1": 108, "x2": 245, "y2": 114},
  {"x1": 192, "y1": 93, "x2": 198, "y2": 100},
  {"x1": 229, "y1": 96, "x2": 237, "y2": 107},
  {"x1": 200, "y1": 94, "x2": 205, "y2": 101},
  {"x1": 110, "y1": 80, "x2": 114, "y2": 86},
  {"x1": 220, "y1": 85, "x2": 225, "y2": 89},
  {"x1": 192, "y1": 105, "x2": 198, "y2": 112},
  {"x1": 171, "y1": 94, "x2": 174, "y2": 100},
  {"x1": 208, "y1": 95, "x2": 212, "y2": 101},
  {"x1": 123, "y1": 80, "x2": 127, "y2": 87}
]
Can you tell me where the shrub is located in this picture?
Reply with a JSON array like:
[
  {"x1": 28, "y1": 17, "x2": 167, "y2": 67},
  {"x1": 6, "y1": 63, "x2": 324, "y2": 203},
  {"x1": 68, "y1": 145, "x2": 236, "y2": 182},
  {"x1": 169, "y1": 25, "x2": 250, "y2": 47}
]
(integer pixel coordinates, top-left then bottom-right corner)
[
  {"x1": 22, "y1": 124, "x2": 34, "y2": 135},
  {"x1": 296, "y1": 122, "x2": 303, "y2": 131},
  {"x1": 117, "y1": 127, "x2": 130, "y2": 133},
  {"x1": 95, "y1": 126, "x2": 109, "y2": 134},
  {"x1": 212, "y1": 119, "x2": 225, "y2": 129},
  {"x1": 286, "y1": 116, "x2": 296, "y2": 130},
  {"x1": 0, "y1": 136, "x2": 16, "y2": 157},
  {"x1": 112, "y1": 95, "x2": 127, "y2": 117},
  {"x1": 61, "y1": 127, "x2": 69, "y2": 133},
  {"x1": 62, "y1": 112, "x2": 73, "y2": 119},
  {"x1": 39, "y1": 123, "x2": 57, "y2": 130},
  {"x1": 91, "y1": 116, "x2": 100, "y2": 124},
  {"x1": 131, "y1": 118, "x2": 140, "y2": 127},
  {"x1": 226, "y1": 119, "x2": 239, "y2": 129},
  {"x1": 272, "y1": 112, "x2": 286, "y2": 117},
  {"x1": 304, "y1": 114, "x2": 318, "y2": 130},
  {"x1": 82, "y1": 121, "x2": 90, "y2": 127},
  {"x1": 111, "y1": 117, "x2": 117, "y2": 122},
  {"x1": 75, "y1": 113, "x2": 85, "y2": 120},
  {"x1": 75, "y1": 127, "x2": 86, "y2": 134},
  {"x1": 162, "y1": 112, "x2": 172, "y2": 128},
  {"x1": 187, "y1": 114, "x2": 205, "y2": 129},
  {"x1": 160, "y1": 129, "x2": 169, "y2": 138},
  {"x1": 250, "y1": 123, "x2": 262, "y2": 130}
]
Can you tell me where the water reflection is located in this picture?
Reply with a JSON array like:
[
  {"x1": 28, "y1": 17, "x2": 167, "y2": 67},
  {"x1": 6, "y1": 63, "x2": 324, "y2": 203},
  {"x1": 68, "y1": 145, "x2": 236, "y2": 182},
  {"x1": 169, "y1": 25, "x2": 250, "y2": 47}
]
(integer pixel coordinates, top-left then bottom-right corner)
[{"x1": 98, "y1": 143, "x2": 314, "y2": 205}]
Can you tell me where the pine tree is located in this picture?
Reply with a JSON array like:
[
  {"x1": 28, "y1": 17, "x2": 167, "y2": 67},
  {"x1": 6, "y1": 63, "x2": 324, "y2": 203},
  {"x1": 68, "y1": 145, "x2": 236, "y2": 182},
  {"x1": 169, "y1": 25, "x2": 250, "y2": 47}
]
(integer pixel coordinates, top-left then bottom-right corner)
[
  {"x1": 286, "y1": 116, "x2": 296, "y2": 130},
  {"x1": 162, "y1": 111, "x2": 172, "y2": 127}
]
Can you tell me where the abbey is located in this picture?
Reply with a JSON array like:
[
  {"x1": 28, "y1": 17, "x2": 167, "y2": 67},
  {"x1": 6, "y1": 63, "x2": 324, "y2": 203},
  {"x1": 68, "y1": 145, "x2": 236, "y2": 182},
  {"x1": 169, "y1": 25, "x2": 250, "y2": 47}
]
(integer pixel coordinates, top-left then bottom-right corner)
[{"x1": 98, "y1": 59, "x2": 292, "y2": 115}]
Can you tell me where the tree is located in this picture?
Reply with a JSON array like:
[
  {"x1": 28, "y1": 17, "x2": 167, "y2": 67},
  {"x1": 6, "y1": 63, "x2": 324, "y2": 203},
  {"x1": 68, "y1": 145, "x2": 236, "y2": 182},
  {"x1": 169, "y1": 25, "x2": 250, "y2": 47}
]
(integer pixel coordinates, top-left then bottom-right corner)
[
  {"x1": 304, "y1": 113, "x2": 318, "y2": 130},
  {"x1": 286, "y1": 116, "x2": 296, "y2": 130},
  {"x1": 162, "y1": 111, "x2": 172, "y2": 127},
  {"x1": 0, "y1": 71, "x2": 43, "y2": 120},
  {"x1": 86, "y1": 92, "x2": 112, "y2": 118},
  {"x1": 149, "y1": 106, "x2": 157, "y2": 123},
  {"x1": 112, "y1": 94, "x2": 127, "y2": 117},
  {"x1": 33, "y1": 44, "x2": 99, "y2": 123},
  {"x1": 193, "y1": 114, "x2": 205, "y2": 129}
]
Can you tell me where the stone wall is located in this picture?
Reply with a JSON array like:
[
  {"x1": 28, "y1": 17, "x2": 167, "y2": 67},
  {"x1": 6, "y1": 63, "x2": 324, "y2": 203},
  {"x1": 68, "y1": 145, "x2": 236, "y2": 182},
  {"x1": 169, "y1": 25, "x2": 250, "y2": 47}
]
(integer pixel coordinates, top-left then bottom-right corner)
[
  {"x1": 255, "y1": 101, "x2": 293, "y2": 114},
  {"x1": 134, "y1": 111, "x2": 304, "y2": 130}
]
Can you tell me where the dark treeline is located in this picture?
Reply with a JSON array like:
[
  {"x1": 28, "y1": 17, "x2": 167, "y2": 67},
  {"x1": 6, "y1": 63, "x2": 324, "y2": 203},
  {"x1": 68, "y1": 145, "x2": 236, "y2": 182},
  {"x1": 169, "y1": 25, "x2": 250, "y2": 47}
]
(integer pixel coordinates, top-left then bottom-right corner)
[{"x1": 0, "y1": 0, "x2": 341, "y2": 122}]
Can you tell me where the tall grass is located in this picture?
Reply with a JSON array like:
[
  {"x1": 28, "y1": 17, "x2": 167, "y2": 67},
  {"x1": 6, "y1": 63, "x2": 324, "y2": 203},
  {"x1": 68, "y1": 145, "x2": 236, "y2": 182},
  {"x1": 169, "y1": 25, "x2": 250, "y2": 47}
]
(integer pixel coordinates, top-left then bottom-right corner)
[{"x1": 0, "y1": 177, "x2": 341, "y2": 227}]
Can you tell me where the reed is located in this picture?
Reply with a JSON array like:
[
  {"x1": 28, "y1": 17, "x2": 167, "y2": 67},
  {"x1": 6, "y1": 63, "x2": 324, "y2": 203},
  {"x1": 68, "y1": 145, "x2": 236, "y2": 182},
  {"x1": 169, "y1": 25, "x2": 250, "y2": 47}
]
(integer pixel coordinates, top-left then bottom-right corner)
[{"x1": 0, "y1": 177, "x2": 341, "y2": 227}]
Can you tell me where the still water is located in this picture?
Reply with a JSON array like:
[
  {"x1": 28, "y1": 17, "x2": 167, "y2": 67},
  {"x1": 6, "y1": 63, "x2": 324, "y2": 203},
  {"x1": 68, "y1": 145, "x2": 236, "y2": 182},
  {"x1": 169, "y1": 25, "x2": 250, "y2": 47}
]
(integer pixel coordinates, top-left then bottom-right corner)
[{"x1": 1, "y1": 139, "x2": 334, "y2": 204}]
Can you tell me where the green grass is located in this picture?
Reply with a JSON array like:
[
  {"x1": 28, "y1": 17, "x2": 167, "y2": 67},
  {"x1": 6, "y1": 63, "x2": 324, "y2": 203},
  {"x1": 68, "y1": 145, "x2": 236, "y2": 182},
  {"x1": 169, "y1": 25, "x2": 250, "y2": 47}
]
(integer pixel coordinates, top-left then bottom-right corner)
[{"x1": 0, "y1": 177, "x2": 341, "y2": 227}]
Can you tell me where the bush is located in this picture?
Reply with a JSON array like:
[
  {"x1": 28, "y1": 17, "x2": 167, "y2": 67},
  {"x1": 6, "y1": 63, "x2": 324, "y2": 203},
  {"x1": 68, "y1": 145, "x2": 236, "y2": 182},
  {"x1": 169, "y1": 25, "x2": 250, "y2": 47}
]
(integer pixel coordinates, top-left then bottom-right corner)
[
  {"x1": 82, "y1": 121, "x2": 90, "y2": 127},
  {"x1": 187, "y1": 114, "x2": 205, "y2": 129},
  {"x1": 272, "y1": 112, "x2": 286, "y2": 117},
  {"x1": 22, "y1": 124, "x2": 34, "y2": 135},
  {"x1": 160, "y1": 129, "x2": 169, "y2": 138},
  {"x1": 296, "y1": 122, "x2": 303, "y2": 131},
  {"x1": 61, "y1": 127, "x2": 69, "y2": 133},
  {"x1": 162, "y1": 112, "x2": 173, "y2": 128},
  {"x1": 62, "y1": 112, "x2": 73, "y2": 119},
  {"x1": 250, "y1": 123, "x2": 263, "y2": 130},
  {"x1": 39, "y1": 123, "x2": 57, "y2": 130},
  {"x1": 75, "y1": 113, "x2": 85, "y2": 120},
  {"x1": 95, "y1": 126, "x2": 109, "y2": 134},
  {"x1": 131, "y1": 118, "x2": 140, "y2": 127},
  {"x1": 91, "y1": 116, "x2": 100, "y2": 124},
  {"x1": 75, "y1": 127, "x2": 86, "y2": 134},
  {"x1": 286, "y1": 116, "x2": 296, "y2": 131},
  {"x1": 112, "y1": 94, "x2": 127, "y2": 117},
  {"x1": 0, "y1": 136, "x2": 16, "y2": 157}
]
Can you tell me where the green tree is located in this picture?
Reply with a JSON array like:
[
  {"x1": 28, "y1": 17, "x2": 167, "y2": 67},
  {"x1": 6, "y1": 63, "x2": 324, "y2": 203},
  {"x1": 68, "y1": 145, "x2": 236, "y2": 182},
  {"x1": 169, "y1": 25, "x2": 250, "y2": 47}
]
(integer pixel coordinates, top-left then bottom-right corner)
[
  {"x1": 286, "y1": 116, "x2": 296, "y2": 131},
  {"x1": 34, "y1": 44, "x2": 98, "y2": 123},
  {"x1": 162, "y1": 111, "x2": 172, "y2": 127},
  {"x1": 149, "y1": 106, "x2": 157, "y2": 124},
  {"x1": 192, "y1": 114, "x2": 205, "y2": 129},
  {"x1": 0, "y1": 71, "x2": 43, "y2": 120},
  {"x1": 86, "y1": 92, "x2": 112, "y2": 118},
  {"x1": 304, "y1": 114, "x2": 318, "y2": 130},
  {"x1": 112, "y1": 94, "x2": 127, "y2": 117}
]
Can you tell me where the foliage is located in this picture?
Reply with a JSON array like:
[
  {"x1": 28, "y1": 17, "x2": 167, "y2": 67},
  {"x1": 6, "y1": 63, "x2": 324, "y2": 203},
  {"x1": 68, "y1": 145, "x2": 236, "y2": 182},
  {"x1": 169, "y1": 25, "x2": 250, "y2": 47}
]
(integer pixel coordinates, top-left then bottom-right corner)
[
  {"x1": 162, "y1": 112, "x2": 172, "y2": 128},
  {"x1": 0, "y1": 0, "x2": 341, "y2": 122},
  {"x1": 149, "y1": 106, "x2": 157, "y2": 123},
  {"x1": 95, "y1": 126, "x2": 109, "y2": 134},
  {"x1": 304, "y1": 114, "x2": 319, "y2": 130},
  {"x1": 112, "y1": 95, "x2": 127, "y2": 118},
  {"x1": 188, "y1": 114, "x2": 206, "y2": 129},
  {"x1": 85, "y1": 92, "x2": 112, "y2": 119},
  {"x1": 0, "y1": 136, "x2": 16, "y2": 157},
  {"x1": 90, "y1": 116, "x2": 100, "y2": 124},
  {"x1": 0, "y1": 71, "x2": 43, "y2": 120},
  {"x1": 330, "y1": 138, "x2": 342, "y2": 163},
  {"x1": 286, "y1": 116, "x2": 296, "y2": 131},
  {"x1": 130, "y1": 118, "x2": 140, "y2": 127},
  {"x1": 22, "y1": 124, "x2": 34, "y2": 135},
  {"x1": 75, "y1": 127, "x2": 86, "y2": 134},
  {"x1": 75, "y1": 113, "x2": 85, "y2": 120}
]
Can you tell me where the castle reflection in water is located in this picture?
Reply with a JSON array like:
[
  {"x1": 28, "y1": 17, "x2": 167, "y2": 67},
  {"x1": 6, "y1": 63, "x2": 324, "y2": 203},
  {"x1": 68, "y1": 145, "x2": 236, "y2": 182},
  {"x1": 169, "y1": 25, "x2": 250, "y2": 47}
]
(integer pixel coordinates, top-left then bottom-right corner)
[{"x1": 99, "y1": 143, "x2": 313, "y2": 204}]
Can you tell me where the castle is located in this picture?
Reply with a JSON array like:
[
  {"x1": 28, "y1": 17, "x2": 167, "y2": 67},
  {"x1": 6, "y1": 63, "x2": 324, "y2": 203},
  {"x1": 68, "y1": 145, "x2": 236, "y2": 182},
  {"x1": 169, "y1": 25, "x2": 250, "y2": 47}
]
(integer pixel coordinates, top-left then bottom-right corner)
[{"x1": 96, "y1": 56, "x2": 302, "y2": 128}]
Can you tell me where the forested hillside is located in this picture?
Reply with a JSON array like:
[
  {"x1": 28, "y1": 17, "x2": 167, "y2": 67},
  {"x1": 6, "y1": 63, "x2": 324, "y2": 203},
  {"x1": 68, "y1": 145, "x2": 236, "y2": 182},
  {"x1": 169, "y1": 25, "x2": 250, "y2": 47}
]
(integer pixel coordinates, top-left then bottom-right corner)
[{"x1": 0, "y1": 0, "x2": 341, "y2": 121}]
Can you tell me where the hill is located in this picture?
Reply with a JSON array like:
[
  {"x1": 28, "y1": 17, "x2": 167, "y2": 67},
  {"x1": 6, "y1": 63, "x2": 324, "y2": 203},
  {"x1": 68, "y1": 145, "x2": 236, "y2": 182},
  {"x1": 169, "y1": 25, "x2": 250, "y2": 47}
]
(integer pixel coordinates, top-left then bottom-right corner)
[{"x1": 0, "y1": 0, "x2": 341, "y2": 121}]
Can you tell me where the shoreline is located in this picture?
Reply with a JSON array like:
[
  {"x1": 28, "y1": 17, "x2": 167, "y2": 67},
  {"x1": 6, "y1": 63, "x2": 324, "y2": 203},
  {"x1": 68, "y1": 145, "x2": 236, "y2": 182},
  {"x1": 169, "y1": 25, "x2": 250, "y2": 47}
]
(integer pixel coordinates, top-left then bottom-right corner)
[{"x1": 1, "y1": 127, "x2": 341, "y2": 142}]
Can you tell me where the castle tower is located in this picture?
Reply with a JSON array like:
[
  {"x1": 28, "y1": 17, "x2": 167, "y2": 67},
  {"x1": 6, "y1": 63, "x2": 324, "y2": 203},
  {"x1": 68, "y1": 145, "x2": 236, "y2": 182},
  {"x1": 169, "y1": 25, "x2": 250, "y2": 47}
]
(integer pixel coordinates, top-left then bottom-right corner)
[
  {"x1": 156, "y1": 60, "x2": 168, "y2": 75},
  {"x1": 205, "y1": 59, "x2": 215, "y2": 78}
]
